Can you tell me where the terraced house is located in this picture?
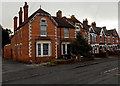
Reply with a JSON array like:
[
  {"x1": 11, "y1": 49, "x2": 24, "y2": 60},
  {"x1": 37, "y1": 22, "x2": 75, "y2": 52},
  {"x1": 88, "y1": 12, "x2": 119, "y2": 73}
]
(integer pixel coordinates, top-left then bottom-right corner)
[{"x1": 3, "y1": 2, "x2": 120, "y2": 62}]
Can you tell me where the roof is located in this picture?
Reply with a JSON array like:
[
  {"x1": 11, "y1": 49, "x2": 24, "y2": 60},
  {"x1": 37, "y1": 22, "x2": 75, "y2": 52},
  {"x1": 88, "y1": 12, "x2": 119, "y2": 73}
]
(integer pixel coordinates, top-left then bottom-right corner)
[
  {"x1": 65, "y1": 17, "x2": 82, "y2": 24},
  {"x1": 102, "y1": 27, "x2": 110, "y2": 36},
  {"x1": 107, "y1": 29, "x2": 118, "y2": 37},
  {"x1": 52, "y1": 16, "x2": 75, "y2": 28},
  {"x1": 82, "y1": 24, "x2": 91, "y2": 32},
  {"x1": 28, "y1": 8, "x2": 50, "y2": 20},
  {"x1": 16, "y1": 8, "x2": 51, "y2": 30},
  {"x1": 92, "y1": 26, "x2": 102, "y2": 34},
  {"x1": 16, "y1": 8, "x2": 75, "y2": 30}
]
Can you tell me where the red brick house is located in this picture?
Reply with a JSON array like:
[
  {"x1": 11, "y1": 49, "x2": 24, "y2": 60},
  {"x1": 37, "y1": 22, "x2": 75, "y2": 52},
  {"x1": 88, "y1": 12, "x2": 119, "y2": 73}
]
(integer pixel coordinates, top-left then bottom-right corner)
[
  {"x1": 3, "y1": 2, "x2": 75, "y2": 62},
  {"x1": 82, "y1": 21, "x2": 120, "y2": 54},
  {"x1": 3, "y1": 2, "x2": 120, "y2": 62},
  {"x1": 64, "y1": 16, "x2": 120, "y2": 54}
]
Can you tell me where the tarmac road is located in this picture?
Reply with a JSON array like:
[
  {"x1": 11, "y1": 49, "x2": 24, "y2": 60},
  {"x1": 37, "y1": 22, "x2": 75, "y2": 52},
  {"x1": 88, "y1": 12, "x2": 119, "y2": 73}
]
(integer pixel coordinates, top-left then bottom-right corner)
[{"x1": 2, "y1": 56, "x2": 119, "y2": 84}]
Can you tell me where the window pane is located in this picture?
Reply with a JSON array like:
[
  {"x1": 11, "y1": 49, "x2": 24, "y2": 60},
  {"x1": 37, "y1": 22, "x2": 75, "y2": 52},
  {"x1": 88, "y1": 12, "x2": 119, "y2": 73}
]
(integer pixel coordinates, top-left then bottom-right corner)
[
  {"x1": 67, "y1": 44, "x2": 70, "y2": 54},
  {"x1": 64, "y1": 28, "x2": 69, "y2": 38},
  {"x1": 38, "y1": 44, "x2": 41, "y2": 55},
  {"x1": 41, "y1": 25, "x2": 46, "y2": 36},
  {"x1": 63, "y1": 44, "x2": 66, "y2": 54},
  {"x1": 43, "y1": 44, "x2": 48, "y2": 55}
]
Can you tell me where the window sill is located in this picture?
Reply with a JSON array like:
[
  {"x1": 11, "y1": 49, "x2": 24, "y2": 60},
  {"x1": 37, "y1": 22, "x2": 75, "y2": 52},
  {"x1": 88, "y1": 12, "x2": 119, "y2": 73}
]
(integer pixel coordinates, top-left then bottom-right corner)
[
  {"x1": 64, "y1": 37, "x2": 69, "y2": 38},
  {"x1": 36, "y1": 55, "x2": 51, "y2": 57},
  {"x1": 40, "y1": 35, "x2": 47, "y2": 37}
]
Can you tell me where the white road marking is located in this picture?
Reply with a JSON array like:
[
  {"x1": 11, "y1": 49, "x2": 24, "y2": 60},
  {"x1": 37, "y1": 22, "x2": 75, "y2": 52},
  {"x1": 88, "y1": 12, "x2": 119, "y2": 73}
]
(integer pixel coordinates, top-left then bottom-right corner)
[{"x1": 101, "y1": 67, "x2": 118, "y2": 74}]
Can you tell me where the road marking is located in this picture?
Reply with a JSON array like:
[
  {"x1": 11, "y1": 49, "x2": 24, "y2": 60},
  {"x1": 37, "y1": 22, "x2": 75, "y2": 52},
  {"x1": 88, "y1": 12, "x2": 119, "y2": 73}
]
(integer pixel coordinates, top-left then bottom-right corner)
[
  {"x1": 104, "y1": 67, "x2": 118, "y2": 73},
  {"x1": 101, "y1": 67, "x2": 118, "y2": 74}
]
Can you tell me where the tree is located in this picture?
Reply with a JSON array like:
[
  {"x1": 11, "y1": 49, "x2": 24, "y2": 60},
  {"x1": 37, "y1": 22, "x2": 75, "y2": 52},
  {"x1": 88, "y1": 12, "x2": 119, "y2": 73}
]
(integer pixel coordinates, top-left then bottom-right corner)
[
  {"x1": 70, "y1": 32, "x2": 92, "y2": 57},
  {"x1": 1, "y1": 25, "x2": 12, "y2": 48}
]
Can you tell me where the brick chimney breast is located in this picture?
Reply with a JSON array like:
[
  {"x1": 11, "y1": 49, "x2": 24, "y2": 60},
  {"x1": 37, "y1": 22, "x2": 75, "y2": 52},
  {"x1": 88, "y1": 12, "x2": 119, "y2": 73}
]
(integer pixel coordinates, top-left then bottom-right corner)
[
  {"x1": 56, "y1": 10, "x2": 62, "y2": 18},
  {"x1": 23, "y1": 2, "x2": 28, "y2": 22},
  {"x1": 19, "y1": 7, "x2": 23, "y2": 26},
  {"x1": 83, "y1": 18, "x2": 88, "y2": 25},
  {"x1": 91, "y1": 22, "x2": 96, "y2": 27},
  {"x1": 71, "y1": 15, "x2": 75, "y2": 19},
  {"x1": 14, "y1": 16, "x2": 18, "y2": 32}
]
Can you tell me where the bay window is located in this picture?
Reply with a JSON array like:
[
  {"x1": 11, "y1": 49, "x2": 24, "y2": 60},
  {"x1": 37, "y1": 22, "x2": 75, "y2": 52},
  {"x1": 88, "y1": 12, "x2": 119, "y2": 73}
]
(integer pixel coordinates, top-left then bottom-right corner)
[{"x1": 36, "y1": 42, "x2": 51, "y2": 57}]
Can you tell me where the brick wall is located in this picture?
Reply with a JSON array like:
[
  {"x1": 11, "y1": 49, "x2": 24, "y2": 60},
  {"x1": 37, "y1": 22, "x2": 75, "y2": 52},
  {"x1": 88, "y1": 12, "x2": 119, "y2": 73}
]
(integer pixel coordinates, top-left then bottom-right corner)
[{"x1": 3, "y1": 44, "x2": 12, "y2": 58}]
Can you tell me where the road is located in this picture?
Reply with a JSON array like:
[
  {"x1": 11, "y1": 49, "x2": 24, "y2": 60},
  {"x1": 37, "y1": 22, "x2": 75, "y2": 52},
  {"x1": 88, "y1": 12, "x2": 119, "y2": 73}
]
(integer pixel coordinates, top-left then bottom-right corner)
[{"x1": 2, "y1": 56, "x2": 119, "y2": 84}]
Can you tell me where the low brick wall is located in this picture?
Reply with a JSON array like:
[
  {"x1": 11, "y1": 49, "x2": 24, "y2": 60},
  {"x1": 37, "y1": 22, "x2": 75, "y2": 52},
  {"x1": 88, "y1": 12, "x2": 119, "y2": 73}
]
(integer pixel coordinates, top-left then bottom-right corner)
[
  {"x1": 3, "y1": 44, "x2": 12, "y2": 59},
  {"x1": 74, "y1": 56, "x2": 94, "y2": 62},
  {"x1": 80, "y1": 57, "x2": 94, "y2": 61},
  {"x1": 55, "y1": 59, "x2": 75, "y2": 64}
]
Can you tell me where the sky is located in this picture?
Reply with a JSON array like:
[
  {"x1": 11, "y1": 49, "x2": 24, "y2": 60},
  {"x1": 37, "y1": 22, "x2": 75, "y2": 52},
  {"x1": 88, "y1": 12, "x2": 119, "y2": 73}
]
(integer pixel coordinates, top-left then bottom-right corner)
[{"x1": 1, "y1": 1, "x2": 119, "y2": 36}]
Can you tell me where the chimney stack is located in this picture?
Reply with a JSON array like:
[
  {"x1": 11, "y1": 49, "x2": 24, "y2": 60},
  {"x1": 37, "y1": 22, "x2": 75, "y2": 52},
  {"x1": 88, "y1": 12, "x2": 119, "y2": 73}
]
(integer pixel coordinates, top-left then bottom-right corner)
[
  {"x1": 14, "y1": 16, "x2": 18, "y2": 32},
  {"x1": 56, "y1": 10, "x2": 62, "y2": 18},
  {"x1": 83, "y1": 18, "x2": 88, "y2": 25},
  {"x1": 23, "y1": 2, "x2": 28, "y2": 22},
  {"x1": 71, "y1": 15, "x2": 75, "y2": 19},
  {"x1": 91, "y1": 22, "x2": 96, "y2": 27},
  {"x1": 19, "y1": 7, "x2": 23, "y2": 26}
]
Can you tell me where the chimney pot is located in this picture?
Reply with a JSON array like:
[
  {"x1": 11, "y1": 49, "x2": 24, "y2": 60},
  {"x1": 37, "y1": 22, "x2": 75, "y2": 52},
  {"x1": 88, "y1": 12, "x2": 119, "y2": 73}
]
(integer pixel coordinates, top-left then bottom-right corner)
[
  {"x1": 71, "y1": 15, "x2": 75, "y2": 19},
  {"x1": 91, "y1": 22, "x2": 96, "y2": 27},
  {"x1": 56, "y1": 10, "x2": 62, "y2": 18},
  {"x1": 83, "y1": 18, "x2": 88, "y2": 25}
]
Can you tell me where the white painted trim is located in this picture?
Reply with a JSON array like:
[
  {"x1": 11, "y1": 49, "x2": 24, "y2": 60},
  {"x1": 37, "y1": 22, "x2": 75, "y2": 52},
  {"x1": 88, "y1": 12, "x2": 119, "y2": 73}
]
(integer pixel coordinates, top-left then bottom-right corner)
[
  {"x1": 29, "y1": 12, "x2": 58, "y2": 26},
  {"x1": 62, "y1": 42, "x2": 70, "y2": 44},
  {"x1": 28, "y1": 23, "x2": 32, "y2": 58},
  {"x1": 89, "y1": 26, "x2": 95, "y2": 32},
  {"x1": 61, "y1": 44, "x2": 63, "y2": 55},
  {"x1": 36, "y1": 41, "x2": 51, "y2": 57},
  {"x1": 64, "y1": 28, "x2": 69, "y2": 38},
  {"x1": 54, "y1": 26, "x2": 58, "y2": 59},
  {"x1": 20, "y1": 43, "x2": 22, "y2": 56},
  {"x1": 36, "y1": 41, "x2": 51, "y2": 44},
  {"x1": 40, "y1": 35, "x2": 47, "y2": 37},
  {"x1": 61, "y1": 42, "x2": 70, "y2": 55},
  {"x1": 4, "y1": 44, "x2": 11, "y2": 46}
]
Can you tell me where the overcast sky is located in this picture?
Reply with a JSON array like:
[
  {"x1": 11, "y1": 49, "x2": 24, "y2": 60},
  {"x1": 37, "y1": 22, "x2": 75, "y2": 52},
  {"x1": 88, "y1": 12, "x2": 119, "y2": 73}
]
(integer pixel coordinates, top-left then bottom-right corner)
[{"x1": 1, "y1": 1, "x2": 119, "y2": 36}]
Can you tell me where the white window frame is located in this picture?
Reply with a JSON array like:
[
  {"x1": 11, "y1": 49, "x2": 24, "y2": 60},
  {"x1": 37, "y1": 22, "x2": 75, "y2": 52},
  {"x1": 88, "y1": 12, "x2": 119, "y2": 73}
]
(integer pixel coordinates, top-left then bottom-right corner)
[
  {"x1": 40, "y1": 25, "x2": 47, "y2": 37},
  {"x1": 116, "y1": 39, "x2": 118, "y2": 43},
  {"x1": 112, "y1": 37, "x2": 115, "y2": 43},
  {"x1": 91, "y1": 33, "x2": 96, "y2": 42},
  {"x1": 20, "y1": 43, "x2": 22, "y2": 56},
  {"x1": 108, "y1": 36, "x2": 110, "y2": 43},
  {"x1": 100, "y1": 36, "x2": 102, "y2": 42},
  {"x1": 61, "y1": 42, "x2": 70, "y2": 55},
  {"x1": 64, "y1": 28, "x2": 69, "y2": 38},
  {"x1": 40, "y1": 17, "x2": 47, "y2": 37},
  {"x1": 36, "y1": 41, "x2": 51, "y2": 57}
]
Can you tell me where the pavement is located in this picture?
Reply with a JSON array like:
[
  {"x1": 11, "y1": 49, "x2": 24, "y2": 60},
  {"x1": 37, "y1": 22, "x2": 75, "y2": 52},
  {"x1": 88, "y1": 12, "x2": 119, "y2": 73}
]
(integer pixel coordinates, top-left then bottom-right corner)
[{"x1": 2, "y1": 56, "x2": 119, "y2": 84}]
